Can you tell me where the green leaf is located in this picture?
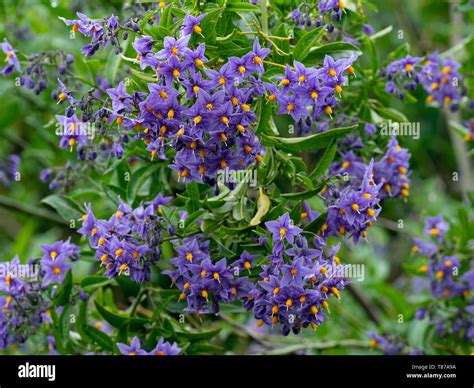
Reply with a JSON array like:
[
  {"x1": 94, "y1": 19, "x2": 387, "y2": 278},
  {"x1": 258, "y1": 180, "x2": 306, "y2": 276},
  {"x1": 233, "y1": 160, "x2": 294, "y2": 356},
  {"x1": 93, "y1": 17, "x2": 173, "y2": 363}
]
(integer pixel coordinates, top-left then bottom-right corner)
[
  {"x1": 256, "y1": 100, "x2": 274, "y2": 135},
  {"x1": 83, "y1": 59, "x2": 100, "y2": 81},
  {"x1": 58, "y1": 303, "x2": 72, "y2": 351},
  {"x1": 200, "y1": 8, "x2": 223, "y2": 44},
  {"x1": 174, "y1": 328, "x2": 221, "y2": 342},
  {"x1": 94, "y1": 301, "x2": 148, "y2": 331},
  {"x1": 128, "y1": 164, "x2": 160, "y2": 201},
  {"x1": 80, "y1": 275, "x2": 113, "y2": 292},
  {"x1": 41, "y1": 195, "x2": 83, "y2": 222},
  {"x1": 185, "y1": 182, "x2": 201, "y2": 213},
  {"x1": 372, "y1": 106, "x2": 408, "y2": 123},
  {"x1": 281, "y1": 183, "x2": 324, "y2": 200},
  {"x1": 225, "y1": 3, "x2": 260, "y2": 13},
  {"x1": 54, "y1": 269, "x2": 73, "y2": 306},
  {"x1": 144, "y1": 25, "x2": 173, "y2": 40},
  {"x1": 115, "y1": 322, "x2": 130, "y2": 347},
  {"x1": 303, "y1": 42, "x2": 361, "y2": 64},
  {"x1": 151, "y1": 296, "x2": 175, "y2": 321},
  {"x1": 289, "y1": 201, "x2": 302, "y2": 224},
  {"x1": 77, "y1": 299, "x2": 88, "y2": 325},
  {"x1": 83, "y1": 325, "x2": 115, "y2": 352},
  {"x1": 139, "y1": 9, "x2": 158, "y2": 29},
  {"x1": 159, "y1": 4, "x2": 173, "y2": 29},
  {"x1": 304, "y1": 212, "x2": 327, "y2": 234},
  {"x1": 363, "y1": 35, "x2": 378, "y2": 74},
  {"x1": 388, "y1": 42, "x2": 410, "y2": 60},
  {"x1": 309, "y1": 138, "x2": 337, "y2": 179},
  {"x1": 293, "y1": 26, "x2": 325, "y2": 61},
  {"x1": 101, "y1": 183, "x2": 124, "y2": 206},
  {"x1": 262, "y1": 125, "x2": 357, "y2": 153},
  {"x1": 184, "y1": 209, "x2": 206, "y2": 232}
]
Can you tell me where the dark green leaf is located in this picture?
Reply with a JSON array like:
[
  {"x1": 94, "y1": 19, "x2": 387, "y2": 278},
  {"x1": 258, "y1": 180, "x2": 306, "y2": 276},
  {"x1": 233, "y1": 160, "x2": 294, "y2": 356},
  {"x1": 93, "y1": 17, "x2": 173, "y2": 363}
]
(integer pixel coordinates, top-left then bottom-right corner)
[
  {"x1": 293, "y1": 26, "x2": 325, "y2": 61},
  {"x1": 304, "y1": 212, "x2": 327, "y2": 234},
  {"x1": 309, "y1": 138, "x2": 337, "y2": 179},
  {"x1": 41, "y1": 195, "x2": 83, "y2": 222},
  {"x1": 174, "y1": 328, "x2": 221, "y2": 342},
  {"x1": 262, "y1": 125, "x2": 357, "y2": 153},
  {"x1": 83, "y1": 325, "x2": 115, "y2": 352},
  {"x1": 94, "y1": 301, "x2": 148, "y2": 331},
  {"x1": 281, "y1": 183, "x2": 324, "y2": 200},
  {"x1": 54, "y1": 269, "x2": 73, "y2": 306}
]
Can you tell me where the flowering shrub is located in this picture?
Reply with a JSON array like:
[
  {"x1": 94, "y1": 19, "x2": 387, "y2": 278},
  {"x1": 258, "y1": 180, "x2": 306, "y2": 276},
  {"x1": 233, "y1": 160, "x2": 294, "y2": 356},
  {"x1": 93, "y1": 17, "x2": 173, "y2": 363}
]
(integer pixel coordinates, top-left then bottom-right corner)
[{"x1": 0, "y1": 0, "x2": 473, "y2": 356}]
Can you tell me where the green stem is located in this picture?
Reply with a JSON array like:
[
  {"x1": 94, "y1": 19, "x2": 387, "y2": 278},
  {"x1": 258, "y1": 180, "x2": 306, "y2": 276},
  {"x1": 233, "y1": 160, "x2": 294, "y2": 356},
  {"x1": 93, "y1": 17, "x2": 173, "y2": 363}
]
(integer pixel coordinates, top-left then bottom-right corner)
[
  {"x1": 262, "y1": 339, "x2": 370, "y2": 355},
  {"x1": 446, "y1": 0, "x2": 473, "y2": 204},
  {"x1": 0, "y1": 195, "x2": 67, "y2": 225},
  {"x1": 261, "y1": 0, "x2": 268, "y2": 35},
  {"x1": 129, "y1": 285, "x2": 146, "y2": 316},
  {"x1": 263, "y1": 60, "x2": 287, "y2": 69}
]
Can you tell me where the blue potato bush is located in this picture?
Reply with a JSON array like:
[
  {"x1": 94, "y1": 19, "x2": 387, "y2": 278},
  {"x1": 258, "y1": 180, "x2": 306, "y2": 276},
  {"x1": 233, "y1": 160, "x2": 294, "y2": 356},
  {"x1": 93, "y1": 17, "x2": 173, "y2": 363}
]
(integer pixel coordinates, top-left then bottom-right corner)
[{"x1": 0, "y1": 0, "x2": 473, "y2": 355}]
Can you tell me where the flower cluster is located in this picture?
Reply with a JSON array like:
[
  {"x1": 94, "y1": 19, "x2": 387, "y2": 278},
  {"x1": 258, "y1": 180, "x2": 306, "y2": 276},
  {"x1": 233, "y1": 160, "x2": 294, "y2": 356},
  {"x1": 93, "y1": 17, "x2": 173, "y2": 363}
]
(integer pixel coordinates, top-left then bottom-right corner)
[
  {"x1": 368, "y1": 332, "x2": 422, "y2": 355},
  {"x1": 115, "y1": 34, "x2": 269, "y2": 185},
  {"x1": 1, "y1": 39, "x2": 21, "y2": 76},
  {"x1": 78, "y1": 195, "x2": 169, "y2": 283},
  {"x1": 1, "y1": 37, "x2": 75, "y2": 96},
  {"x1": 117, "y1": 336, "x2": 180, "y2": 355},
  {"x1": 0, "y1": 154, "x2": 20, "y2": 189},
  {"x1": 0, "y1": 238, "x2": 79, "y2": 349},
  {"x1": 272, "y1": 55, "x2": 358, "y2": 123},
  {"x1": 0, "y1": 257, "x2": 46, "y2": 349},
  {"x1": 39, "y1": 162, "x2": 76, "y2": 191},
  {"x1": 40, "y1": 238, "x2": 79, "y2": 287},
  {"x1": 291, "y1": 1, "x2": 346, "y2": 32},
  {"x1": 291, "y1": 1, "x2": 374, "y2": 40},
  {"x1": 165, "y1": 212, "x2": 348, "y2": 335},
  {"x1": 323, "y1": 160, "x2": 381, "y2": 243},
  {"x1": 382, "y1": 54, "x2": 464, "y2": 111},
  {"x1": 322, "y1": 136, "x2": 410, "y2": 242},
  {"x1": 373, "y1": 136, "x2": 411, "y2": 199},
  {"x1": 54, "y1": 9, "x2": 362, "y2": 187},
  {"x1": 61, "y1": 13, "x2": 121, "y2": 57},
  {"x1": 247, "y1": 213, "x2": 346, "y2": 335},
  {"x1": 411, "y1": 214, "x2": 473, "y2": 341},
  {"x1": 163, "y1": 237, "x2": 250, "y2": 314}
]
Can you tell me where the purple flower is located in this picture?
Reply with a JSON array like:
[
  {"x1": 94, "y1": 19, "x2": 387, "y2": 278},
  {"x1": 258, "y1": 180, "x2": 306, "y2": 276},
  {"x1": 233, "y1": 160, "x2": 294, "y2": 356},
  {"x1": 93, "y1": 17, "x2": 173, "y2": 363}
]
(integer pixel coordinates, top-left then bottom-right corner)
[
  {"x1": 41, "y1": 255, "x2": 71, "y2": 287},
  {"x1": 411, "y1": 238, "x2": 437, "y2": 257},
  {"x1": 156, "y1": 35, "x2": 190, "y2": 59},
  {"x1": 265, "y1": 213, "x2": 303, "y2": 244},
  {"x1": 117, "y1": 336, "x2": 148, "y2": 355},
  {"x1": 244, "y1": 38, "x2": 270, "y2": 74},
  {"x1": 276, "y1": 93, "x2": 307, "y2": 122},
  {"x1": 55, "y1": 114, "x2": 88, "y2": 151},
  {"x1": 149, "y1": 337, "x2": 181, "y2": 355},
  {"x1": 362, "y1": 24, "x2": 375, "y2": 36},
  {"x1": 40, "y1": 238, "x2": 79, "y2": 262},
  {"x1": 423, "y1": 214, "x2": 449, "y2": 242},
  {"x1": 132, "y1": 36, "x2": 155, "y2": 58},
  {"x1": 106, "y1": 81, "x2": 133, "y2": 114},
  {"x1": 368, "y1": 332, "x2": 405, "y2": 355},
  {"x1": 182, "y1": 14, "x2": 206, "y2": 36},
  {"x1": 364, "y1": 123, "x2": 376, "y2": 136},
  {"x1": 1, "y1": 39, "x2": 21, "y2": 75}
]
